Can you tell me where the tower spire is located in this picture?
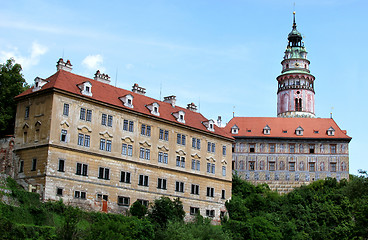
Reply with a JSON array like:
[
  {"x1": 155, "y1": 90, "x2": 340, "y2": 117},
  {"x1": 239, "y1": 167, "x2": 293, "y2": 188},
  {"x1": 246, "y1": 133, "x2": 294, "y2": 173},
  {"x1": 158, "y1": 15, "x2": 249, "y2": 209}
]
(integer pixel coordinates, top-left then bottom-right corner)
[{"x1": 293, "y1": 11, "x2": 296, "y2": 29}]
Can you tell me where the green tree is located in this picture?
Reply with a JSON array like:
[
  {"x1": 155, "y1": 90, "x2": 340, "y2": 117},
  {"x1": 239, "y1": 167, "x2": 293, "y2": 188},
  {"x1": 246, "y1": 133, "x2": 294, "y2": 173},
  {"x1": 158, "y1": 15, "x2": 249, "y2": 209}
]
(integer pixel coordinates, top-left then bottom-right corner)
[
  {"x1": 148, "y1": 197, "x2": 185, "y2": 228},
  {"x1": 130, "y1": 200, "x2": 147, "y2": 219},
  {"x1": 0, "y1": 58, "x2": 29, "y2": 136}
]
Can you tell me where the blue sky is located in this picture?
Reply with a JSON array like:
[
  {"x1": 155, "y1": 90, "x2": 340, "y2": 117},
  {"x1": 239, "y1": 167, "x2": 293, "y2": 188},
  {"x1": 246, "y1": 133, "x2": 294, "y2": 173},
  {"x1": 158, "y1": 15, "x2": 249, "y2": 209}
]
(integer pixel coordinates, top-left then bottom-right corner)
[{"x1": 1, "y1": 0, "x2": 366, "y2": 175}]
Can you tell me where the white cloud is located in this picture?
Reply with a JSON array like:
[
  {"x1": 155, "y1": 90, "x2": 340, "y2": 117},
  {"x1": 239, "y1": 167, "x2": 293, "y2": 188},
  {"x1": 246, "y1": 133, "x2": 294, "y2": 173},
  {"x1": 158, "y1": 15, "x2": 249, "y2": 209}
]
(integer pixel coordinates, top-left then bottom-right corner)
[
  {"x1": 0, "y1": 42, "x2": 48, "y2": 69},
  {"x1": 82, "y1": 54, "x2": 105, "y2": 72}
]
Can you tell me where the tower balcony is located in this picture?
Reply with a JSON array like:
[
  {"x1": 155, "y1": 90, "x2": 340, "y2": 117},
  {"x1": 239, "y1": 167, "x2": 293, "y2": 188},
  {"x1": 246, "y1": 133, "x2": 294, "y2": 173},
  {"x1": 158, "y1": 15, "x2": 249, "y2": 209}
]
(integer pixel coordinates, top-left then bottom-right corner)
[{"x1": 277, "y1": 84, "x2": 314, "y2": 93}]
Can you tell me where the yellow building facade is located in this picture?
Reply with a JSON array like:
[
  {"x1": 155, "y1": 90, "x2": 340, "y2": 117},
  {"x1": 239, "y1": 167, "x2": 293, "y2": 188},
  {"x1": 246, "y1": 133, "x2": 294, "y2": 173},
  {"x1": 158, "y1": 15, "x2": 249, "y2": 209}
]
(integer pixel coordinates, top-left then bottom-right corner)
[{"x1": 14, "y1": 59, "x2": 233, "y2": 221}]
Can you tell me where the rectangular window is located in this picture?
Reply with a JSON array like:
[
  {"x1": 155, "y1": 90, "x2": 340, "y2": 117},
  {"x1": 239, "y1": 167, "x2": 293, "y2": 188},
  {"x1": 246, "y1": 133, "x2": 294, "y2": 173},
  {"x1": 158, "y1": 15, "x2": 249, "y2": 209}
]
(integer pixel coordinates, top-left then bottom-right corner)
[
  {"x1": 330, "y1": 145, "x2": 336, "y2": 154},
  {"x1": 211, "y1": 163, "x2": 215, "y2": 174},
  {"x1": 122, "y1": 143, "x2": 127, "y2": 155},
  {"x1": 107, "y1": 115, "x2": 113, "y2": 127},
  {"x1": 191, "y1": 184, "x2": 199, "y2": 195},
  {"x1": 63, "y1": 103, "x2": 69, "y2": 116},
  {"x1": 206, "y1": 187, "x2": 214, "y2": 197},
  {"x1": 138, "y1": 199, "x2": 149, "y2": 207},
  {"x1": 98, "y1": 167, "x2": 110, "y2": 180},
  {"x1": 78, "y1": 133, "x2": 84, "y2": 146},
  {"x1": 309, "y1": 145, "x2": 315, "y2": 154},
  {"x1": 269, "y1": 162, "x2": 275, "y2": 171},
  {"x1": 146, "y1": 125, "x2": 151, "y2": 137},
  {"x1": 196, "y1": 160, "x2": 200, "y2": 171},
  {"x1": 140, "y1": 148, "x2": 145, "y2": 159},
  {"x1": 206, "y1": 210, "x2": 215, "y2": 218},
  {"x1": 164, "y1": 130, "x2": 169, "y2": 141},
  {"x1": 141, "y1": 124, "x2": 146, "y2": 135},
  {"x1": 159, "y1": 129, "x2": 164, "y2": 140},
  {"x1": 222, "y1": 166, "x2": 226, "y2": 176},
  {"x1": 101, "y1": 113, "x2": 107, "y2": 126},
  {"x1": 176, "y1": 156, "x2": 181, "y2": 167},
  {"x1": 190, "y1": 207, "x2": 199, "y2": 215},
  {"x1": 25, "y1": 106, "x2": 30, "y2": 119},
  {"x1": 117, "y1": 196, "x2": 130, "y2": 206},
  {"x1": 182, "y1": 135, "x2": 186, "y2": 145},
  {"x1": 128, "y1": 145, "x2": 133, "y2": 156},
  {"x1": 145, "y1": 149, "x2": 150, "y2": 160},
  {"x1": 129, "y1": 121, "x2": 134, "y2": 132},
  {"x1": 192, "y1": 138, "x2": 196, "y2": 148},
  {"x1": 58, "y1": 159, "x2": 65, "y2": 172},
  {"x1": 221, "y1": 189, "x2": 226, "y2": 199},
  {"x1": 74, "y1": 191, "x2": 86, "y2": 200},
  {"x1": 99, "y1": 138, "x2": 105, "y2": 150},
  {"x1": 158, "y1": 152, "x2": 163, "y2": 163},
  {"x1": 60, "y1": 129, "x2": 67, "y2": 142},
  {"x1": 106, "y1": 140, "x2": 112, "y2": 152},
  {"x1": 211, "y1": 143, "x2": 215, "y2": 153},
  {"x1": 309, "y1": 162, "x2": 315, "y2": 172},
  {"x1": 191, "y1": 159, "x2": 196, "y2": 170},
  {"x1": 223, "y1": 146, "x2": 227, "y2": 155},
  {"x1": 249, "y1": 144, "x2": 255, "y2": 153},
  {"x1": 177, "y1": 134, "x2": 181, "y2": 144},
  {"x1": 76, "y1": 163, "x2": 88, "y2": 176},
  {"x1": 175, "y1": 181, "x2": 184, "y2": 192},
  {"x1": 80, "y1": 108, "x2": 86, "y2": 120},
  {"x1": 207, "y1": 163, "x2": 211, "y2": 173},
  {"x1": 31, "y1": 158, "x2": 37, "y2": 171},
  {"x1": 84, "y1": 135, "x2": 90, "y2": 147},
  {"x1": 86, "y1": 110, "x2": 92, "y2": 122},
  {"x1": 330, "y1": 162, "x2": 337, "y2": 172},
  {"x1": 269, "y1": 144, "x2": 275, "y2": 153},
  {"x1": 123, "y1": 120, "x2": 128, "y2": 131},
  {"x1": 157, "y1": 178, "x2": 167, "y2": 190},
  {"x1": 289, "y1": 162, "x2": 295, "y2": 171},
  {"x1": 197, "y1": 139, "x2": 201, "y2": 149},
  {"x1": 290, "y1": 144, "x2": 295, "y2": 153},
  {"x1": 176, "y1": 156, "x2": 185, "y2": 168},
  {"x1": 249, "y1": 161, "x2": 255, "y2": 171},
  {"x1": 138, "y1": 175, "x2": 149, "y2": 186},
  {"x1": 206, "y1": 163, "x2": 215, "y2": 174},
  {"x1": 120, "y1": 171, "x2": 131, "y2": 183},
  {"x1": 163, "y1": 153, "x2": 168, "y2": 164},
  {"x1": 56, "y1": 188, "x2": 63, "y2": 196}
]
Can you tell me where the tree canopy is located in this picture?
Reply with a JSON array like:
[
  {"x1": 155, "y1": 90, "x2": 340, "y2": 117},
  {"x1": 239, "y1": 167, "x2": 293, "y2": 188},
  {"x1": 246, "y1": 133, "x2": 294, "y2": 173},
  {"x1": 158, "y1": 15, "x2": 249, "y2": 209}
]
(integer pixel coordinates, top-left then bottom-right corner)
[{"x1": 0, "y1": 58, "x2": 29, "y2": 136}]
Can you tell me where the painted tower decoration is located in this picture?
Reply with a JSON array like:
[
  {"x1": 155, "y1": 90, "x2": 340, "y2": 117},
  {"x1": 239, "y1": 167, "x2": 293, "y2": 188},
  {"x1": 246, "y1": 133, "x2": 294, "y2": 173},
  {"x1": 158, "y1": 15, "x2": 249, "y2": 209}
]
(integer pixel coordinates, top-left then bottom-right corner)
[{"x1": 277, "y1": 12, "x2": 315, "y2": 118}]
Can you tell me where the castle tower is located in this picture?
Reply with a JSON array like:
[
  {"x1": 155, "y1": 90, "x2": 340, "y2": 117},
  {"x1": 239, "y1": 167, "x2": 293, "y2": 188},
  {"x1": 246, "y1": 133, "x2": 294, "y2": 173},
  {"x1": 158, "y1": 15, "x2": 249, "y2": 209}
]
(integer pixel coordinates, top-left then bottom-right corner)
[{"x1": 277, "y1": 12, "x2": 315, "y2": 118}]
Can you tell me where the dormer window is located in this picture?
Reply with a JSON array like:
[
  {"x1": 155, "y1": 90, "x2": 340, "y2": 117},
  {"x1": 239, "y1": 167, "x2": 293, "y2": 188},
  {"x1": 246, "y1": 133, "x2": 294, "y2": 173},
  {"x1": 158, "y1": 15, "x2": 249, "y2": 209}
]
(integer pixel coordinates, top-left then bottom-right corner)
[
  {"x1": 78, "y1": 81, "x2": 93, "y2": 97},
  {"x1": 32, "y1": 77, "x2": 48, "y2": 92},
  {"x1": 295, "y1": 126, "x2": 304, "y2": 136},
  {"x1": 146, "y1": 102, "x2": 160, "y2": 116},
  {"x1": 327, "y1": 127, "x2": 335, "y2": 136},
  {"x1": 202, "y1": 120, "x2": 215, "y2": 132},
  {"x1": 172, "y1": 110, "x2": 185, "y2": 124},
  {"x1": 263, "y1": 125, "x2": 271, "y2": 135},
  {"x1": 119, "y1": 94, "x2": 134, "y2": 108},
  {"x1": 231, "y1": 125, "x2": 239, "y2": 134}
]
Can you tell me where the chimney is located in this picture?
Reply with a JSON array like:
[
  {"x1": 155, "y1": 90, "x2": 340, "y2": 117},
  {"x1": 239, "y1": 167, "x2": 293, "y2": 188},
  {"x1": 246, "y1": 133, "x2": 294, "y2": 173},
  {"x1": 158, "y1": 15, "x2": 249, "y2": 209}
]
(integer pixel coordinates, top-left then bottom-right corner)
[
  {"x1": 132, "y1": 83, "x2": 146, "y2": 95},
  {"x1": 217, "y1": 116, "x2": 222, "y2": 127},
  {"x1": 164, "y1": 95, "x2": 176, "y2": 107},
  {"x1": 56, "y1": 58, "x2": 73, "y2": 72},
  {"x1": 94, "y1": 70, "x2": 111, "y2": 84},
  {"x1": 186, "y1": 102, "x2": 197, "y2": 112}
]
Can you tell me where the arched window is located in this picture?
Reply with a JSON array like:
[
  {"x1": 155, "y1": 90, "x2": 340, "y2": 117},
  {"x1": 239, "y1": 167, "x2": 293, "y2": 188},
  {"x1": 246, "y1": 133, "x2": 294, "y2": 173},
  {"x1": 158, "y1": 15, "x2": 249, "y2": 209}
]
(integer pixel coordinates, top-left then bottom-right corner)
[{"x1": 295, "y1": 98, "x2": 302, "y2": 111}]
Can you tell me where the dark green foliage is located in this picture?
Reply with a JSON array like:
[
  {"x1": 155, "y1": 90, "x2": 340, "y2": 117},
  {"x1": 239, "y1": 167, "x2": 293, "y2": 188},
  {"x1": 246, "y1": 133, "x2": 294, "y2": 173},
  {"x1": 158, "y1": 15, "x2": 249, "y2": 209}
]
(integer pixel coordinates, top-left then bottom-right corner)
[
  {"x1": 130, "y1": 200, "x2": 147, "y2": 219},
  {"x1": 224, "y1": 174, "x2": 368, "y2": 240},
  {"x1": 0, "y1": 58, "x2": 29, "y2": 136},
  {"x1": 148, "y1": 197, "x2": 185, "y2": 228}
]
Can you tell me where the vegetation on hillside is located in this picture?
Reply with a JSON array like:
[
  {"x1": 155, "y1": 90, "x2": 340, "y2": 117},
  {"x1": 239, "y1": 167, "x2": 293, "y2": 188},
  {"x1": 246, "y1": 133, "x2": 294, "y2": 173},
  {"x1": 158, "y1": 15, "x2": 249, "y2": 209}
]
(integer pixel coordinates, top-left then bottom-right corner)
[{"x1": 1, "y1": 173, "x2": 368, "y2": 239}]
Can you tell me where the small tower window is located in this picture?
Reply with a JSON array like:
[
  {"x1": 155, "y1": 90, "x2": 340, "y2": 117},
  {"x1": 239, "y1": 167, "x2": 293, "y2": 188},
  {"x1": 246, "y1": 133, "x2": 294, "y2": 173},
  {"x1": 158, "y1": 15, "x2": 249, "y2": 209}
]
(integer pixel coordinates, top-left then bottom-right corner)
[
  {"x1": 295, "y1": 98, "x2": 302, "y2": 111},
  {"x1": 231, "y1": 125, "x2": 239, "y2": 134},
  {"x1": 327, "y1": 127, "x2": 335, "y2": 136}
]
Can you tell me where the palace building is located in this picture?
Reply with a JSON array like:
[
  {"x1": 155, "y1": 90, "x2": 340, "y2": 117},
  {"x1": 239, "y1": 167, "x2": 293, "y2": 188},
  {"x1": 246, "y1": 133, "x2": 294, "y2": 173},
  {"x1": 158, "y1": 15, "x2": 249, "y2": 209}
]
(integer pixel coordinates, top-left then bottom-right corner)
[
  {"x1": 13, "y1": 59, "x2": 233, "y2": 220},
  {"x1": 224, "y1": 13, "x2": 351, "y2": 193}
]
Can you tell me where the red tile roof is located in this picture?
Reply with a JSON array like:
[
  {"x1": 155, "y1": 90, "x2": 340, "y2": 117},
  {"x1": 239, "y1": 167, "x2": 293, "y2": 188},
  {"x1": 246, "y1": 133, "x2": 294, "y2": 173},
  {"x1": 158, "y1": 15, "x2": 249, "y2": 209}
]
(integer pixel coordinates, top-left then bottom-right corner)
[
  {"x1": 224, "y1": 117, "x2": 351, "y2": 140},
  {"x1": 16, "y1": 70, "x2": 233, "y2": 140}
]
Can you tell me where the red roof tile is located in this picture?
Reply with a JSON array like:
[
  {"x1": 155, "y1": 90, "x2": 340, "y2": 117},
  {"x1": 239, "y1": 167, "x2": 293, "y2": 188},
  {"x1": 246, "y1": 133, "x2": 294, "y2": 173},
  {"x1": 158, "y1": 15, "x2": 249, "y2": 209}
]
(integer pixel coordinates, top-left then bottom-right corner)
[
  {"x1": 16, "y1": 70, "x2": 233, "y2": 140},
  {"x1": 224, "y1": 117, "x2": 351, "y2": 140}
]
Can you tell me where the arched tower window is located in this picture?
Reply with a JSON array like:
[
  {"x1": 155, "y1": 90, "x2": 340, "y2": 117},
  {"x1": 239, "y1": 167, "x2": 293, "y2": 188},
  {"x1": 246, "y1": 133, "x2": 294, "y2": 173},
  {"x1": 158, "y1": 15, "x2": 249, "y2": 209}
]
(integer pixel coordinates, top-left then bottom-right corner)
[{"x1": 295, "y1": 98, "x2": 302, "y2": 111}]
